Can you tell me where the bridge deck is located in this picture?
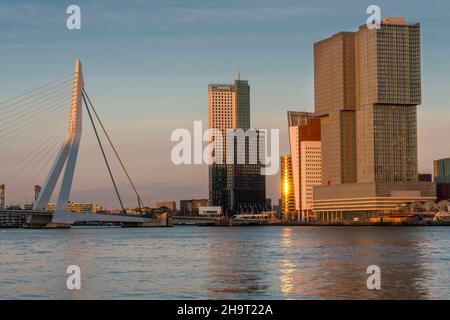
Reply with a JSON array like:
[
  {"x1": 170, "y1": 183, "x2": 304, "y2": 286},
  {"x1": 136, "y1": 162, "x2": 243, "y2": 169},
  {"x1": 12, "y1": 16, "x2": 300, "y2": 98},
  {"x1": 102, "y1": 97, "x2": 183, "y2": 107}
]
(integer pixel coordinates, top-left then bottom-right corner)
[
  {"x1": 0, "y1": 210, "x2": 49, "y2": 216},
  {"x1": 1, "y1": 210, "x2": 163, "y2": 224}
]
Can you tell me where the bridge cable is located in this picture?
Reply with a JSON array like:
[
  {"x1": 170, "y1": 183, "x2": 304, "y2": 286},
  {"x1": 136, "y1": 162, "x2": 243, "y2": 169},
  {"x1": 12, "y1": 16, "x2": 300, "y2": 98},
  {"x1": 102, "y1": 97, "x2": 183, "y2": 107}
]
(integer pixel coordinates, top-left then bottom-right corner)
[
  {"x1": 0, "y1": 76, "x2": 72, "y2": 206},
  {"x1": 82, "y1": 89, "x2": 145, "y2": 213},
  {"x1": 0, "y1": 74, "x2": 73, "y2": 108},
  {"x1": 81, "y1": 92, "x2": 126, "y2": 213}
]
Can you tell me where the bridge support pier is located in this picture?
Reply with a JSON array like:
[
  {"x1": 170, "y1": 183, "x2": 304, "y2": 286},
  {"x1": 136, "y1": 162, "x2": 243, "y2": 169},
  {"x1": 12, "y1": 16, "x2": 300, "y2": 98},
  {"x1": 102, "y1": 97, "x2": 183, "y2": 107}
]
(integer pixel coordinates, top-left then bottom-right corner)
[
  {"x1": 122, "y1": 212, "x2": 171, "y2": 227},
  {"x1": 23, "y1": 211, "x2": 172, "y2": 228},
  {"x1": 24, "y1": 214, "x2": 71, "y2": 229}
]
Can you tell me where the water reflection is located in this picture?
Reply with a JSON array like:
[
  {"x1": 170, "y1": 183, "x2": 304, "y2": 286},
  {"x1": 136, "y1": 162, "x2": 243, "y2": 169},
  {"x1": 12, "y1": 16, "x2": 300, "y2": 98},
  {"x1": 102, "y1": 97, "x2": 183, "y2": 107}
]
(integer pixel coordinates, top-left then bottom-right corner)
[
  {"x1": 0, "y1": 226, "x2": 449, "y2": 299},
  {"x1": 280, "y1": 259, "x2": 295, "y2": 295},
  {"x1": 280, "y1": 227, "x2": 295, "y2": 295},
  {"x1": 205, "y1": 228, "x2": 271, "y2": 298},
  {"x1": 275, "y1": 227, "x2": 431, "y2": 299}
]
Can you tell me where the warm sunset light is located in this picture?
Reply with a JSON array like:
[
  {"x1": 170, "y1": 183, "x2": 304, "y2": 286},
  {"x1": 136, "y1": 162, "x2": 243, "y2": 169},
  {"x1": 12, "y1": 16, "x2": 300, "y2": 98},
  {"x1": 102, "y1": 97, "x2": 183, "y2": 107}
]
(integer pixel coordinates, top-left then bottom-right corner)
[{"x1": 0, "y1": 0, "x2": 449, "y2": 310}]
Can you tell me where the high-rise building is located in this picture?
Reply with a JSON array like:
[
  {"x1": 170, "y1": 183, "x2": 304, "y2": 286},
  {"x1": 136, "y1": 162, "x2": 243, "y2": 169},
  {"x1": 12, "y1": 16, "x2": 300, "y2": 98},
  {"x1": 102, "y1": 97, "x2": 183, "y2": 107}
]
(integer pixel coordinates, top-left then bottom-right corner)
[
  {"x1": 355, "y1": 17, "x2": 421, "y2": 183},
  {"x1": 287, "y1": 111, "x2": 322, "y2": 221},
  {"x1": 280, "y1": 155, "x2": 295, "y2": 218},
  {"x1": 208, "y1": 76, "x2": 266, "y2": 214},
  {"x1": 313, "y1": 17, "x2": 435, "y2": 221},
  {"x1": 314, "y1": 32, "x2": 357, "y2": 185},
  {"x1": 434, "y1": 158, "x2": 450, "y2": 201}
]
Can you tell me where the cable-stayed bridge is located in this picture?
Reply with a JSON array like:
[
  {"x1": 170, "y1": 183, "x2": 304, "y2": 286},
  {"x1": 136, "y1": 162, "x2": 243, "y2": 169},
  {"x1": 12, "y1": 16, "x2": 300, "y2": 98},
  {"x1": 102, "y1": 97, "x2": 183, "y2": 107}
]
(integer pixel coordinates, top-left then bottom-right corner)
[{"x1": 0, "y1": 60, "x2": 170, "y2": 228}]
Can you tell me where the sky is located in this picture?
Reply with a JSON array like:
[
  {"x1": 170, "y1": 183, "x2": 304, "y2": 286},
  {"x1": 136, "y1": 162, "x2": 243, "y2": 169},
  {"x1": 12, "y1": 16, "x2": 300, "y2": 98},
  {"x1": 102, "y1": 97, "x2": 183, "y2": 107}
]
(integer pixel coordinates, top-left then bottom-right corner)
[{"x1": 0, "y1": 0, "x2": 449, "y2": 208}]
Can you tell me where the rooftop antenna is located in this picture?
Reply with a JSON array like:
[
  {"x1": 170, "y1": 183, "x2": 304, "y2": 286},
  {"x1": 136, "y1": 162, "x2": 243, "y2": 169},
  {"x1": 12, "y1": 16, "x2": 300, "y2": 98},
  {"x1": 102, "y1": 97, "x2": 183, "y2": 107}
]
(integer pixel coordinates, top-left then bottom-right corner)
[{"x1": 237, "y1": 68, "x2": 241, "y2": 80}]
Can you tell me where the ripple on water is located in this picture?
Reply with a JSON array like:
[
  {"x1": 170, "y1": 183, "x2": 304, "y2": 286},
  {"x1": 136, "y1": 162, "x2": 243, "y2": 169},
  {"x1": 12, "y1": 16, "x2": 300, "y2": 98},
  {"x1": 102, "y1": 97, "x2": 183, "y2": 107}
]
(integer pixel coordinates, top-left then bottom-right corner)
[{"x1": 0, "y1": 226, "x2": 449, "y2": 299}]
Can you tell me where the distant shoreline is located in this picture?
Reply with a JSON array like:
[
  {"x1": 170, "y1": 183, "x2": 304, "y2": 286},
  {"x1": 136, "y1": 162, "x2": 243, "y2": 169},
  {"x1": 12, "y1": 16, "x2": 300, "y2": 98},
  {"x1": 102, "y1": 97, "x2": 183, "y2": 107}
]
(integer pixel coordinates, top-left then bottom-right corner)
[
  {"x1": 205, "y1": 221, "x2": 450, "y2": 227},
  {"x1": 2, "y1": 221, "x2": 450, "y2": 229}
]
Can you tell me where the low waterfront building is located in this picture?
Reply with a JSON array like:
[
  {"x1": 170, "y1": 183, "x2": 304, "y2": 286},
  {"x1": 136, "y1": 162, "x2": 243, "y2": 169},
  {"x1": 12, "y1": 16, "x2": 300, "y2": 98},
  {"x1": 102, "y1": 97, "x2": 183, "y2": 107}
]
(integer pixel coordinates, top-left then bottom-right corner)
[
  {"x1": 436, "y1": 184, "x2": 450, "y2": 202},
  {"x1": 272, "y1": 203, "x2": 281, "y2": 214},
  {"x1": 0, "y1": 213, "x2": 26, "y2": 227},
  {"x1": 434, "y1": 158, "x2": 450, "y2": 201},
  {"x1": 313, "y1": 182, "x2": 436, "y2": 221},
  {"x1": 46, "y1": 202, "x2": 102, "y2": 213},
  {"x1": 180, "y1": 199, "x2": 209, "y2": 216},
  {"x1": 0, "y1": 184, "x2": 4, "y2": 209},
  {"x1": 198, "y1": 206, "x2": 222, "y2": 217},
  {"x1": 418, "y1": 173, "x2": 432, "y2": 182},
  {"x1": 156, "y1": 201, "x2": 177, "y2": 211}
]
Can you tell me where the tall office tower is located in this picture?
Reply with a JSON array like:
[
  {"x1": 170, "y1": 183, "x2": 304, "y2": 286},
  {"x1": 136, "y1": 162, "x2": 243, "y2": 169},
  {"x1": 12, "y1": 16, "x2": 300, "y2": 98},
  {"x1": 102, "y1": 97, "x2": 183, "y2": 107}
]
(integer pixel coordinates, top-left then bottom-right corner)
[
  {"x1": 434, "y1": 158, "x2": 450, "y2": 201},
  {"x1": 287, "y1": 111, "x2": 321, "y2": 221},
  {"x1": 313, "y1": 18, "x2": 435, "y2": 221},
  {"x1": 355, "y1": 17, "x2": 421, "y2": 183},
  {"x1": 208, "y1": 76, "x2": 266, "y2": 214},
  {"x1": 314, "y1": 32, "x2": 357, "y2": 185},
  {"x1": 280, "y1": 155, "x2": 295, "y2": 219}
]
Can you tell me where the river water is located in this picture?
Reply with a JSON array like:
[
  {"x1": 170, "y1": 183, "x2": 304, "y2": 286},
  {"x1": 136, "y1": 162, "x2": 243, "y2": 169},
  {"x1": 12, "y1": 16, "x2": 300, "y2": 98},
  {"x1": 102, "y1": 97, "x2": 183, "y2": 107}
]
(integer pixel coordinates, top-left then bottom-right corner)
[{"x1": 0, "y1": 226, "x2": 449, "y2": 299}]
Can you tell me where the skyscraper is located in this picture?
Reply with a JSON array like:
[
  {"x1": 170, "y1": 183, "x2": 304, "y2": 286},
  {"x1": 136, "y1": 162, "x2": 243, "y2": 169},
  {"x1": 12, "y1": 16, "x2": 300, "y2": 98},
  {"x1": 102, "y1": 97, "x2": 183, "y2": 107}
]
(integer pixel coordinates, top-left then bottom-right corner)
[
  {"x1": 355, "y1": 17, "x2": 421, "y2": 183},
  {"x1": 287, "y1": 111, "x2": 322, "y2": 221},
  {"x1": 313, "y1": 17, "x2": 435, "y2": 221},
  {"x1": 208, "y1": 76, "x2": 266, "y2": 215},
  {"x1": 314, "y1": 32, "x2": 357, "y2": 185},
  {"x1": 280, "y1": 155, "x2": 295, "y2": 219}
]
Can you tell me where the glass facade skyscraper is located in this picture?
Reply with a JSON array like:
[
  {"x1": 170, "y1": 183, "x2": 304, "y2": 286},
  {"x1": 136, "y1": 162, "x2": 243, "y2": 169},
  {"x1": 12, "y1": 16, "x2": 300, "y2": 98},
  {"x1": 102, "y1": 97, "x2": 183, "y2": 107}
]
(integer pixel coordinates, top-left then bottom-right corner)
[
  {"x1": 313, "y1": 17, "x2": 435, "y2": 220},
  {"x1": 208, "y1": 78, "x2": 267, "y2": 215}
]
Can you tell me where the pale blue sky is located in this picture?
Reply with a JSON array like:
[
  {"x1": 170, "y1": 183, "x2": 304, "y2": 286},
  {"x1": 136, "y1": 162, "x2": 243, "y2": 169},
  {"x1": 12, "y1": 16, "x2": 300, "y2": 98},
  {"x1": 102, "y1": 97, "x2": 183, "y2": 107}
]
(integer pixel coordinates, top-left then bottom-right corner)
[{"x1": 1, "y1": 0, "x2": 449, "y2": 207}]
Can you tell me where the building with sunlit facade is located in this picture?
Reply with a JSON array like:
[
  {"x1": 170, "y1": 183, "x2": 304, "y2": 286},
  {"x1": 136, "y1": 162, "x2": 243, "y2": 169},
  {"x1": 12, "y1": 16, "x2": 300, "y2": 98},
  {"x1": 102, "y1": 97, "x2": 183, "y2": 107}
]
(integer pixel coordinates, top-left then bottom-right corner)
[
  {"x1": 280, "y1": 155, "x2": 295, "y2": 219},
  {"x1": 46, "y1": 202, "x2": 102, "y2": 213},
  {"x1": 208, "y1": 75, "x2": 267, "y2": 214},
  {"x1": 156, "y1": 200, "x2": 177, "y2": 211},
  {"x1": 287, "y1": 111, "x2": 322, "y2": 221},
  {"x1": 313, "y1": 17, "x2": 435, "y2": 221}
]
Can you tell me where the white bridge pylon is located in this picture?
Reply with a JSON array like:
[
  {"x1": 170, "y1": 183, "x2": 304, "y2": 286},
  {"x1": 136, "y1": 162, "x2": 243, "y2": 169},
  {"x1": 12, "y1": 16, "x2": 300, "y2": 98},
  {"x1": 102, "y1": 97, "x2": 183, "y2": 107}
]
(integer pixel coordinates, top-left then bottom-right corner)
[
  {"x1": 33, "y1": 60, "x2": 84, "y2": 224},
  {"x1": 28, "y1": 60, "x2": 166, "y2": 227}
]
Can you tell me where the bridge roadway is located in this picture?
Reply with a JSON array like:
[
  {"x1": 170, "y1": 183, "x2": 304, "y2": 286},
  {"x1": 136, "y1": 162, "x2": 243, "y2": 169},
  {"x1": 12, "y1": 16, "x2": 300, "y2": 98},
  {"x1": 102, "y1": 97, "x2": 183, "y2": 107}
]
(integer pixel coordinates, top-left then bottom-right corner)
[{"x1": 0, "y1": 210, "x2": 170, "y2": 228}]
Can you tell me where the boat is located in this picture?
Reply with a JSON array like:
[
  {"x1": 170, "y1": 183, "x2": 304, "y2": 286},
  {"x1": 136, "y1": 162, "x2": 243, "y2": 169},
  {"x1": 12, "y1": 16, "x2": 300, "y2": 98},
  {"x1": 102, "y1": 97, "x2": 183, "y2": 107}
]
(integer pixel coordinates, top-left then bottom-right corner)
[
  {"x1": 172, "y1": 212, "x2": 224, "y2": 226},
  {"x1": 231, "y1": 211, "x2": 280, "y2": 226}
]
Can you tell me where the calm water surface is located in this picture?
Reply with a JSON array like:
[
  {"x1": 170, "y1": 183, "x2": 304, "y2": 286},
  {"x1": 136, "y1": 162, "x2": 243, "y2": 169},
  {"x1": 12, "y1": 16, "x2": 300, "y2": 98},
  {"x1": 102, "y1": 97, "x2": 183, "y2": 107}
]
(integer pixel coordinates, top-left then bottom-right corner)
[{"x1": 1, "y1": 226, "x2": 449, "y2": 299}]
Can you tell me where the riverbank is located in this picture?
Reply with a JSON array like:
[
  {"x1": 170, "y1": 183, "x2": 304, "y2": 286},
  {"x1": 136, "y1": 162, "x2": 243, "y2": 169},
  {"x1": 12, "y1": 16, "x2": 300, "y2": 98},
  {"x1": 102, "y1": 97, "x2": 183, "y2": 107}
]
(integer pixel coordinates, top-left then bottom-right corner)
[
  {"x1": 267, "y1": 221, "x2": 450, "y2": 227},
  {"x1": 3, "y1": 217, "x2": 450, "y2": 228}
]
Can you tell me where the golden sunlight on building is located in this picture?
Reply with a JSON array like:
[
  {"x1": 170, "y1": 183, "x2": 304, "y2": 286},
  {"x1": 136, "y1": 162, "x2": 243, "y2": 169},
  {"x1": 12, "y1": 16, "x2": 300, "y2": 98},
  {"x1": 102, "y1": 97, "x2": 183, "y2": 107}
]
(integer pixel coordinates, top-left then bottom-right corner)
[{"x1": 280, "y1": 155, "x2": 295, "y2": 219}]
